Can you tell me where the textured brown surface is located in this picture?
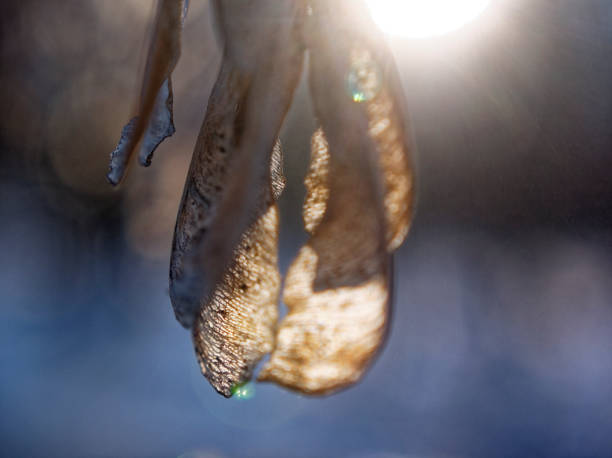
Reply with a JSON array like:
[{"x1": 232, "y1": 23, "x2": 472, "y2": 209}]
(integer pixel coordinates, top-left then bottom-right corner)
[
  {"x1": 174, "y1": 131, "x2": 284, "y2": 393},
  {"x1": 191, "y1": 189, "x2": 282, "y2": 397},
  {"x1": 302, "y1": 129, "x2": 330, "y2": 234},
  {"x1": 259, "y1": 124, "x2": 392, "y2": 394},
  {"x1": 168, "y1": 60, "x2": 285, "y2": 396},
  {"x1": 169, "y1": 1, "x2": 304, "y2": 396},
  {"x1": 361, "y1": 50, "x2": 415, "y2": 250},
  {"x1": 170, "y1": 1, "x2": 305, "y2": 315},
  {"x1": 259, "y1": 0, "x2": 414, "y2": 395}
]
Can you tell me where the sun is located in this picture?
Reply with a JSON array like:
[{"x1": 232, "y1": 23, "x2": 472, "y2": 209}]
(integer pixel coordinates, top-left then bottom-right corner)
[{"x1": 365, "y1": 0, "x2": 492, "y2": 38}]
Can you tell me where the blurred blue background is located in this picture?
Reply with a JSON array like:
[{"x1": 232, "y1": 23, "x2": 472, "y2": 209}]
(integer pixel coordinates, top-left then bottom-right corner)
[{"x1": 1, "y1": 1, "x2": 611, "y2": 457}]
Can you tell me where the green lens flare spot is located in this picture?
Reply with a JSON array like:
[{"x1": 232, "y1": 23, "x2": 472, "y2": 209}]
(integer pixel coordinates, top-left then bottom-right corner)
[
  {"x1": 346, "y1": 52, "x2": 382, "y2": 103},
  {"x1": 230, "y1": 382, "x2": 255, "y2": 400},
  {"x1": 352, "y1": 92, "x2": 367, "y2": 103}
]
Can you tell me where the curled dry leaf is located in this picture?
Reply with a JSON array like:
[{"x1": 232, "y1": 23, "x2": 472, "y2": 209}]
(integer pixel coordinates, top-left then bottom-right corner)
[{"x1": 188, "y1": 142, "x2": 284, "y2": 397}]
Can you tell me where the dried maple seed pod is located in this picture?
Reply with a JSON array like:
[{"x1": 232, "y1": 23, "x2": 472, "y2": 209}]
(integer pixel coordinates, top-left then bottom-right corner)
[
  {"x1": 259, "y1": 0, "x2": 414, "y2": 395},
  {"x1": 108, "y1": 0, "x2": 414, "y2": 398},
  {"x1": 169, "y1": 1, "x2": 305, "y2": 312},
  {"x1": 169, "y1": 1, "x2": 305, "y2": 396}
]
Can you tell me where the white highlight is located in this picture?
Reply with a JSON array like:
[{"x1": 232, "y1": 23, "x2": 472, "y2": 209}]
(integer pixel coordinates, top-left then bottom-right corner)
[{"x1": 365, "y1": 0, "x2": 491, "y2": 38}]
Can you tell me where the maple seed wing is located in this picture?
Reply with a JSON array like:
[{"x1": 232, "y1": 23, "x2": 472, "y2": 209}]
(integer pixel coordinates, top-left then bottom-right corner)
[
  {"x1": 170, "y1": 0, "x2": 305, "y2": 397},
  {"x1": 107, "y1": 0, "x2": 185, "y2": 185},
  {"x1": 169, "y1": 67, "x2": 285, "y2": 396},
  {"x1": 170, "y1": 1, "x2": 305, "y2": 321},
  {"x1": 258, "y1": 0, "x2": 414, "y2": 395},
  {"x1": 190, "y1": 144, "x2": 284, "y2": 397},
  {"x1": 259, "y1": 127, "x2": 392, "y2": 395},
  {"x1": 169, "y1": 62, "x2": 250, "y2": 329}
]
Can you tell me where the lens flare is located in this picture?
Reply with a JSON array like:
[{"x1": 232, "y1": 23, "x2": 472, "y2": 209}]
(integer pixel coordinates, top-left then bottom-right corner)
[
  {"x1": 230, "y1": 381, "x2": 256, "y2": 400},
  {"x1": 365, "y1": 0, "x2": 492, "y2": 38},
  {"x1": 346, "y1": 49, "x2": 382, "y2": 103}
]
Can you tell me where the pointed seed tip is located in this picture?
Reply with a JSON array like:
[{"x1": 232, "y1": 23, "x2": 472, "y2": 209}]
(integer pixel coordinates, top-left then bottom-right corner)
[{"x1": 106, "y1": 173, "x2": 120, "y2": 187}]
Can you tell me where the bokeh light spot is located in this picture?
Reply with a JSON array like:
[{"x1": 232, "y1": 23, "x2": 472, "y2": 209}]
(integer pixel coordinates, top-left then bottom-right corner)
[{"x1": 347, "y1": 50, "x2": 382, "y2": 103}]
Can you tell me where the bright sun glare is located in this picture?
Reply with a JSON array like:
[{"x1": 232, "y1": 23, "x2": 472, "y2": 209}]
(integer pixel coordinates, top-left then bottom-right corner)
[{"x1": 365, "y1": 0, "x2": 492, "y2": 38}]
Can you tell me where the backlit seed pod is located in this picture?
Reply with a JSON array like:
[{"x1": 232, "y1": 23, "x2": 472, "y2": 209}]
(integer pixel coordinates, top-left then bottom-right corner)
[
  {"x1": 259, "y1": 0, "x2": 414, "y2": 395},
  {"x1": 169, "y1": 1, "x2": 305, "y2": 396},
  {"x1": 108, "y1": 0, "x2": 414, "y2": 398}
]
